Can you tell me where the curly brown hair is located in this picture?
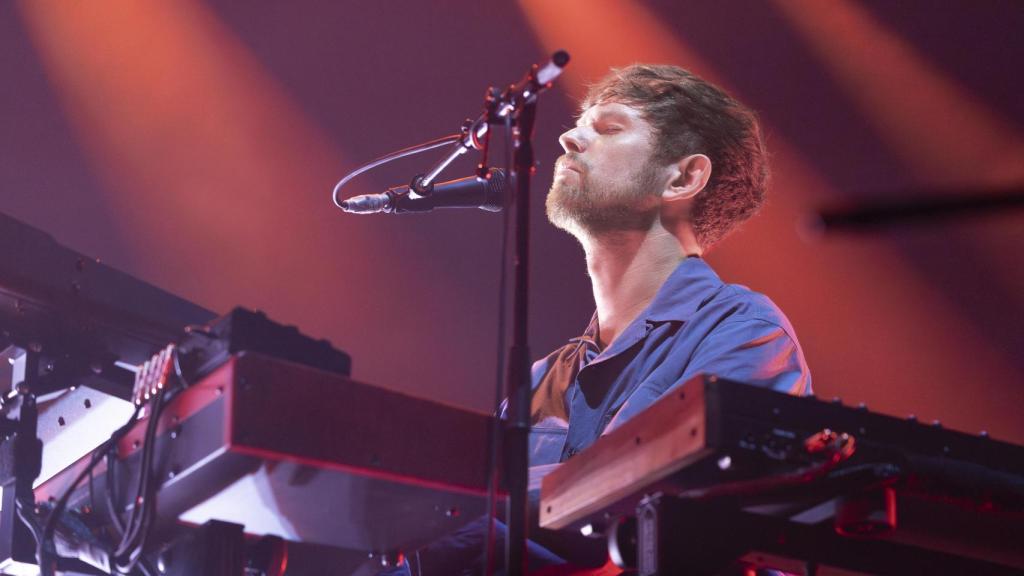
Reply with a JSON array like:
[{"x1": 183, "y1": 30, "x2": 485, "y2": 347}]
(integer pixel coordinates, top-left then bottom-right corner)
[{"x1": 582, "y1": 64, "x2": 770, "y2": 248}]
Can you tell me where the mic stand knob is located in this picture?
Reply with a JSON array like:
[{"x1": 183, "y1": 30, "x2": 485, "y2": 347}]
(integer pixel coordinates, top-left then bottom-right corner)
[{"x1": 409, "y1": 174, "x2": 433, "y2": 197}]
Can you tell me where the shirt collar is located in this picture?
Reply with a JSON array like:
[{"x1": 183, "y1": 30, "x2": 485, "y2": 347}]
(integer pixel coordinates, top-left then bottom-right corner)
[
  {"x1": 568, "y1": 256, "x2": 724, "y2": 348},
  {"x1": 569, "y1": 311, "x2": 600, "y2": 349},
  {"x1": 643, "y1": 256, "x2": 725, "y2": 323}
]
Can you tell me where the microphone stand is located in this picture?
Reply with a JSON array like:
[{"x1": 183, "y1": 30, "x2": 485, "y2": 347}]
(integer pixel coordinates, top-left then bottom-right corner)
[
  {"x1": 407, "y1": 53, "x2": 567, "y2": 575},
  {"x1": 477, "y1": 52, "x2": 569, "y2": 576},
  {"x1": 504, "y1": 87, "x2": 537, "y2": 576},
  {"x1": 408, "y1": 53, "x2": 569, "y2": 198},
  {"x1": 336, "y1": 52, "x2": 569, "y2": 574}
]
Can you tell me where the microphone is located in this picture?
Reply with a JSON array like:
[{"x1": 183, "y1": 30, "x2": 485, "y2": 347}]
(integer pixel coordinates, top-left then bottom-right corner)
[{"x1": 341, "y1": 169, "x2": 507, "y2": 214}]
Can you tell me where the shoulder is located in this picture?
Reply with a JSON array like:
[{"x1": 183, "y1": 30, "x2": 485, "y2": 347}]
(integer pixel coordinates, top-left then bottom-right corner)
[
  {"x1": 687, "y1": 282, "x2": 812, "y2": 394},
  {"x1": 698, "y1": 282, "x2": 801, "y2": 342}
]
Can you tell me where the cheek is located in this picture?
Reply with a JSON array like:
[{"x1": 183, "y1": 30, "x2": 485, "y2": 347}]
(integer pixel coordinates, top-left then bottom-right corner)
[
  {"x1": 594, "y1": 158, "x2": 640, "y2": 189},
  {"x1": 597, "y1": 141, "x2": 652, "y2": 175}
]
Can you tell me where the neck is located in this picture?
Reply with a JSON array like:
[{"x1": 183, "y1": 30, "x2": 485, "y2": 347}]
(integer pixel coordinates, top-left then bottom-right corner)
[{"x1": 580, "y1": 224, "x2": 686, "y2": 348}]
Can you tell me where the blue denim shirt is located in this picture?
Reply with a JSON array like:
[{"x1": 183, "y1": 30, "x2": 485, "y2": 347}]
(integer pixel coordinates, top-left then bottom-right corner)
[{"x1": 528, "y1": 256, "x2": 812, "y2": 465}]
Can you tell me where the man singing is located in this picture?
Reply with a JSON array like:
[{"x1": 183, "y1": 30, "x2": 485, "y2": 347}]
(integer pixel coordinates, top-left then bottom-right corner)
[
  {"x1": 391, "y1": 63, "x2": 811, "y2": 575},
  {"x1": 530, "y1": 64, "x2": 810, "y2": 466}
]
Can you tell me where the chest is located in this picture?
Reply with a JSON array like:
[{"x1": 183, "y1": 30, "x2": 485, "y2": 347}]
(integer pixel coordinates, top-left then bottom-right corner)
[{"x1": 535, "y1": 323, "x2": 703, "y2": 462}]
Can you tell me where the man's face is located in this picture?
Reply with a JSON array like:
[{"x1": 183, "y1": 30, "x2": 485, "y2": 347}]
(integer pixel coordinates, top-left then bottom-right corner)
[{"x1": 546, "y1": 101, "x2": 665, "y2": 236}]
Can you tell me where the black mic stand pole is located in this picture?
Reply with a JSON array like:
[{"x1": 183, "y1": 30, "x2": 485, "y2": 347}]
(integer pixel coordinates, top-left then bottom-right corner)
[
  {"x1": 504, "y1": 93, "x2": 537, "y2": 576},
  {"x1": 501, "y1": 50, "x2": 568, "y2": 576},
  {"x1": 478, "y1": 51, "x2": 567, "y2": 576},
  {"x1": 364, "y1": 52, "x2": 568, "y2": 574}
]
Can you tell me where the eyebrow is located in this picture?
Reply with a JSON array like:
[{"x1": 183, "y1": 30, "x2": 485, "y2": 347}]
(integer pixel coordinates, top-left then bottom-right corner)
[{"x1": 576, "y1": 109, "x2": 630, "y2": 128}]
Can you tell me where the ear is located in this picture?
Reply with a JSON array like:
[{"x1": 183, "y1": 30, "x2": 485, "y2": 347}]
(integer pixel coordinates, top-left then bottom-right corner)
[{"x1": 663, "y1": 154, "x2": 712, "y2": 202}]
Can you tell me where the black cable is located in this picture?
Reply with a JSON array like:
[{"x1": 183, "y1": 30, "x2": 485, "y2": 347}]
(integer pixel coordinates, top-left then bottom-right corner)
[
  {"x1": 113, "y1": 385, "x2": 170, "y2": 573},
  {"x1": 15, "y1": 498, "x2": 44, "y2": 554},
  {"x1": 115, "y1": 353, "x2": 191, "y2": 574},
  {"x1": 28, "y1": 346, "x2": 192, "y2": 575},
  {"x1": 37, "y1": 403, "x2": 143, "y2": 576},
  {"x1": 37, "y1": 408, "x2": 142, "y2": 573},
  {"x1": 113, "y1": 416, "x2": 158, "y2": 572},
  {"x1": 115, "y1": 395, "x2": 158, "y2": 556},
  {"x1": 125, "y1": 488, "x2": 158, "y2": 569},
  {"x1": 483, "y1": 113, "x2": 516, "y2": 576},
  {"x1": 88, "y1": 461, "x2": 95, "y2": 516},
  {"x1": 104, "y1": 349, "x2": 192, "y2": 574},
  {"x1": 105, "y1": 445, "x2": 126, "y2": 535}
]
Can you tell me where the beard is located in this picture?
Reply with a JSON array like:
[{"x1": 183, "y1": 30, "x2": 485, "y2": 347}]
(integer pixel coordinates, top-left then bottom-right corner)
[{"x1": 545, "y1": 154, "x2": 662, "y2": 237}]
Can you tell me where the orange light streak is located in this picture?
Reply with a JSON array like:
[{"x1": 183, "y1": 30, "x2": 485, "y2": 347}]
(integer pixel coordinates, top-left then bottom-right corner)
[
  {"x1": 15, "y1": 0, "x2": 475, "y2": 396},
  {"x1": 16, "y1": 0, "x2": 355, "y2": 310},
  {"x1": 518, "y1": 0, "x2": 715, "y2": 96},
  {"x1": 773, "y1": 0, "x2": 1024, "y2": 188}
]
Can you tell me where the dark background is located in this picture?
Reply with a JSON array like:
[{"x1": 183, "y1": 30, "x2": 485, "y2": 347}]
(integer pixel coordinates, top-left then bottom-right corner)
[{"x1": 2, "y1": 0, "x2": 1022, "y2": 441}]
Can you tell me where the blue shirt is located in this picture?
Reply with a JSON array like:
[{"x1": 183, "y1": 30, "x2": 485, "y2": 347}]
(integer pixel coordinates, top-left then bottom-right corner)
[{"x1": 528, "y1": 256, "x2": 812, "y2": 465}]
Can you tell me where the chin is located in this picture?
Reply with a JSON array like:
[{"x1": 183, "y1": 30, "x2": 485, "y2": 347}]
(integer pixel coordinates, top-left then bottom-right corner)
[{"x1": 546, "y1": 190, "x2": 586, "y2": 236}]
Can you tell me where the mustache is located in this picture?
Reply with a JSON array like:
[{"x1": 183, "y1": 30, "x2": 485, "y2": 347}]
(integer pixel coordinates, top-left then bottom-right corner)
[{"x1": 556, "y1": 153, "x2": 586, "y2": 172}]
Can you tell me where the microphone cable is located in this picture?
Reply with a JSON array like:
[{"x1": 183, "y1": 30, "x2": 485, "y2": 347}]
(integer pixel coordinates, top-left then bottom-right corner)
[
  {"x1": 483, "y1": 112, "x2": 515, "y2": 576},
  {"x1": 331, "y1": 134, "x2": 462, "y2": 210}
]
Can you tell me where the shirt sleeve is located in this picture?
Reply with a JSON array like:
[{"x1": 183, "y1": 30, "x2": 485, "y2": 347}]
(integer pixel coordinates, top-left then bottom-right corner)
[{"x1": 685, "y1": 318, "x2": 811, "y2": 395}]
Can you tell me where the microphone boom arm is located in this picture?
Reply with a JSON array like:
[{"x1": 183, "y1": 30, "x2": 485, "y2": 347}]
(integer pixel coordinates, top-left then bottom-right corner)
[{"x1": 411, "y1": 50, "x2": 570, "y2": 195}]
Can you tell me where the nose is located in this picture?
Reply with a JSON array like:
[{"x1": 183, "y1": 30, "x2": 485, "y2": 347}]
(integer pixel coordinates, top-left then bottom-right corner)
[{"x1": 559, "y1": 126, "x2": 586, "y2": 153}]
